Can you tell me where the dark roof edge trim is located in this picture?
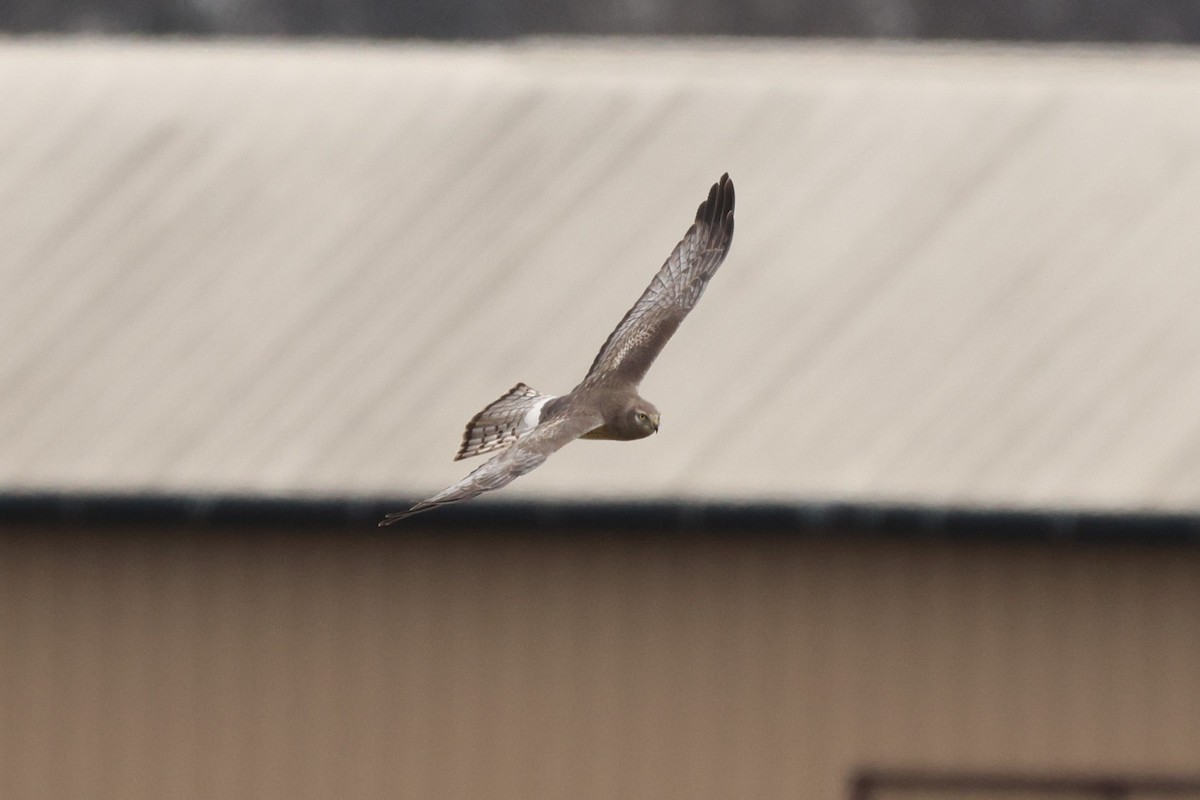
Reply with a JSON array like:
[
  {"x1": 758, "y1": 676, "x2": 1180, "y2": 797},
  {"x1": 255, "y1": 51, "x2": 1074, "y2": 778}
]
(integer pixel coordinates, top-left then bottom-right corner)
[{"x1": 1, "y1": 491, "x2": 1199, "y2": 543}]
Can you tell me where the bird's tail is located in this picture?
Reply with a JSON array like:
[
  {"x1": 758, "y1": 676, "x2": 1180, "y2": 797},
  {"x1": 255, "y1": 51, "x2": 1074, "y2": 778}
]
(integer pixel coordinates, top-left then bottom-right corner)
[{"x1": 455, "y1": 382, "x2": 555, "y2": 460}]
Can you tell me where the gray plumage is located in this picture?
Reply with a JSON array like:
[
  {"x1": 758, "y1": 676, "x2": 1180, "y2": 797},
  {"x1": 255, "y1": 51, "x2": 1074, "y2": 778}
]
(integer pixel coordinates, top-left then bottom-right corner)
[{"x1": 380, "y1": 173, "x2": 735, "y2": 525}]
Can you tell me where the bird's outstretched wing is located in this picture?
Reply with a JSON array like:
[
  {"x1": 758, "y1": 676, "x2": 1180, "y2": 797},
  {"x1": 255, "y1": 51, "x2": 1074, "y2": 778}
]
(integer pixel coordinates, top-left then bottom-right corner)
[
  {"x1": 378, "y1": 409, "x2": 602, "y2": 525},
  {"x1": 579, "y1": 173, "x2": 735, "y2": 389}
]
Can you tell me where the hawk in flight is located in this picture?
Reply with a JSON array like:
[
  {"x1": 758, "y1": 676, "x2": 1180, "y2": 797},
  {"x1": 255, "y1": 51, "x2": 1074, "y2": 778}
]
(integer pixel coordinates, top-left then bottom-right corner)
[{"x1": 380, "y1": 173, "x2": 735, "y2": 524}]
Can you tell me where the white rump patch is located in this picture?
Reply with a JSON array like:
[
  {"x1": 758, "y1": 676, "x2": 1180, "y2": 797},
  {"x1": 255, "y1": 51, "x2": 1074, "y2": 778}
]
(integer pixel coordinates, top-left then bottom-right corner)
[{"x1": 522, "y1": 396, "x2": 551, "y2": 430}]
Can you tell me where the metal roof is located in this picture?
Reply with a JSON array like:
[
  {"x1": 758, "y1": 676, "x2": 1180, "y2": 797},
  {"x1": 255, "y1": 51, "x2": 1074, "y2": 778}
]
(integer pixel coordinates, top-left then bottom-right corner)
[{"x1": 3, "y1": 38, "x2": 1200, "y2": 511}]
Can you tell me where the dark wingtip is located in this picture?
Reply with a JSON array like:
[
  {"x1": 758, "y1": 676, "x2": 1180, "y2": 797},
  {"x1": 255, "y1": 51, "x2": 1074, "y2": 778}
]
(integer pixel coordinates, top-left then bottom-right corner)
[
  {"x1": 379, "y1": 498, "x2": 442, "y2": 525},
  {"x1": 696, "y1": 173, "x2": 735, "y2": 226},
  {"x1": 378, "y1": 506, "x2": 422, "y2": 525}
]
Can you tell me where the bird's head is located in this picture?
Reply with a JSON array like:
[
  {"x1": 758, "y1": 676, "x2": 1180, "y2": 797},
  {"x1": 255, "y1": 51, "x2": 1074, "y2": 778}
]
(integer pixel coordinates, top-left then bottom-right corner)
[{"x1": 626, "y1": 400, "x2": 660, "y2": 439}]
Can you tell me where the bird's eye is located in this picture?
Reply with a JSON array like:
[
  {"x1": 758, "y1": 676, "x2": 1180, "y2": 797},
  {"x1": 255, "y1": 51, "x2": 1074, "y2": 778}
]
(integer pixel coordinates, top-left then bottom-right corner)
[{"x1": 636, "y1": 412, "x2": 647, "y2": 422}]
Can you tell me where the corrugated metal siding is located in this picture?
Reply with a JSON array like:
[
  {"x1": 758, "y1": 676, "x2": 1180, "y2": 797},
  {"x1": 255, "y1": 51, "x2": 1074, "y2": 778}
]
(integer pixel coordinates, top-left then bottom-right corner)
[
  {"x1": 3, "y1": 40, "x2": 1200, "y2": 509},
  {"x1": 0, "y1": 527, "x2": 1197, "y2": 800}
]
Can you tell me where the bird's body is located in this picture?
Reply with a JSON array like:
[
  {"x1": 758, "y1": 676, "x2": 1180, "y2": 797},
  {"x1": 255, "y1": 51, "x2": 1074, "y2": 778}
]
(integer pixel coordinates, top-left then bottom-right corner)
[
  {"x1": 560, "y1": 388, "x2": 660, "y2": 441},
  {"x1": 380, "y1": 173, "x2": 735, "y2": 524}
]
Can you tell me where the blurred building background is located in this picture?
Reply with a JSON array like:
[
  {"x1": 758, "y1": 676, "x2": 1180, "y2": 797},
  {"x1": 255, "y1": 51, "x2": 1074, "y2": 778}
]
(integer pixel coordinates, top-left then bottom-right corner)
[
  {"x1": 7, "y1": 0, "x2": 1200, "y2": 40},
  {"x1": 2, "y1": 11, "x2": 1200, "y2": 800}
]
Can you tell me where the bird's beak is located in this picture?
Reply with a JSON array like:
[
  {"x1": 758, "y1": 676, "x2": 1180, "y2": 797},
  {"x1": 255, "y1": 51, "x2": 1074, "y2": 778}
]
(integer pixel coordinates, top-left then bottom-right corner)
[{"x1": 653, "y1": 417, "x2": 660, "y2": 433}]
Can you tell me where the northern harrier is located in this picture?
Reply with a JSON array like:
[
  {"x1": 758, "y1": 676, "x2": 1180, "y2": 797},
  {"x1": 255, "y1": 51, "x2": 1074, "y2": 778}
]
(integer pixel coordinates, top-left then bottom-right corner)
[{"x1": 379, "y1": 173, "x2": 735, "y2": 524}]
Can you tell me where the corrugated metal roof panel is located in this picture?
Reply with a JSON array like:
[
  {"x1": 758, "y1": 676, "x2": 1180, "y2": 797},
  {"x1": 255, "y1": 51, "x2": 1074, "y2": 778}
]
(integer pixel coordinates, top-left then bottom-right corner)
[{"x1": 3, "y1": 39, "x2": 1200, "y2": 510}]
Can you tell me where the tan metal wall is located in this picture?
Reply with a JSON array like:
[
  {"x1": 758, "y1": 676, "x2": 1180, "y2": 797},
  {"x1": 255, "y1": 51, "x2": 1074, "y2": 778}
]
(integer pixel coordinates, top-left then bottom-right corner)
[{"x1": 1, "y1": 525, "x2": 1197, "y2": 800}]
